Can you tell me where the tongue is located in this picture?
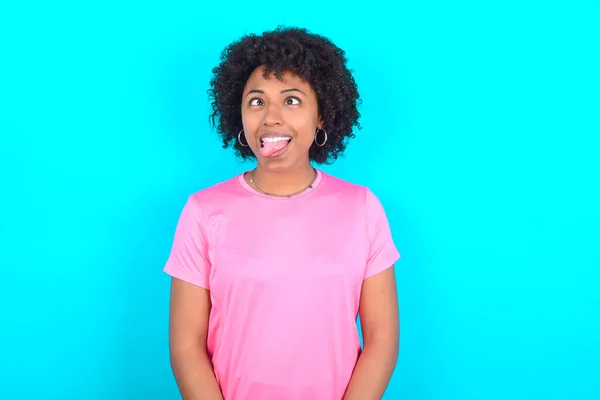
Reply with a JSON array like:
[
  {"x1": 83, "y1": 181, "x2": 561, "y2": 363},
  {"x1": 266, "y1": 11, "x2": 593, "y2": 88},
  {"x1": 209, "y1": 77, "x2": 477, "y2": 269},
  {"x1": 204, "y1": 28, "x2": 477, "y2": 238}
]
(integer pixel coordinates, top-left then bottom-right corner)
[{"x1": 260, "y1": 140, "x2": 289, "y2": 157}]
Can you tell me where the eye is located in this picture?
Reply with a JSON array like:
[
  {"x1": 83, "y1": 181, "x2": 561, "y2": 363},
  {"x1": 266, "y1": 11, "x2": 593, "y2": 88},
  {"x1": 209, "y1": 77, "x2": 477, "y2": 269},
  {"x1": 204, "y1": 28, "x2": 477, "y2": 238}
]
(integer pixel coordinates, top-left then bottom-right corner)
[
  {"x1": 249, "y1": 98, "x2": 264, "y2": 106},
  {"x1": 285, "y1": 97, "x2": 301, "y2": 106}
]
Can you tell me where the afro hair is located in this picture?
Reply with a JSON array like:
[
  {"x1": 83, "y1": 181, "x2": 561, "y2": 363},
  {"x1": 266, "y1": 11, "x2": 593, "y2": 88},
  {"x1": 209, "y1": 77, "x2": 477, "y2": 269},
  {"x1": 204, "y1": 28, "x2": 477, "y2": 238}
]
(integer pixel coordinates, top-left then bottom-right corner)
[{"x1": 208, "y1": 26, "x2": 362, "y2": 164}]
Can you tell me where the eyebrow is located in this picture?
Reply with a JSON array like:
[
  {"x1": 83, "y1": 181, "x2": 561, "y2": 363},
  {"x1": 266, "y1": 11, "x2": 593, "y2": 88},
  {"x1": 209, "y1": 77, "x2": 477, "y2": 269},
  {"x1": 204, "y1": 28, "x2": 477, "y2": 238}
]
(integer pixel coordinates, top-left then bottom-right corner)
[{"x1": 245, "y1": 88, "x2": 307, "y2": 98}]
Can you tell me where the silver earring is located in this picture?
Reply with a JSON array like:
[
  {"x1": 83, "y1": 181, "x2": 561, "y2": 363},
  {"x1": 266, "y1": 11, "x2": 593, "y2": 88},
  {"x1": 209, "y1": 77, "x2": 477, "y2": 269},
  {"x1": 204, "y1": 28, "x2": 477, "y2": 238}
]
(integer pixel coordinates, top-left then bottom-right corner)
[
  {"x1": 238, "y1": 129, "x2": 249, "y2": 147},
  {"x1": 314, "y1": 128, "x2": 328, "y2": 147}
]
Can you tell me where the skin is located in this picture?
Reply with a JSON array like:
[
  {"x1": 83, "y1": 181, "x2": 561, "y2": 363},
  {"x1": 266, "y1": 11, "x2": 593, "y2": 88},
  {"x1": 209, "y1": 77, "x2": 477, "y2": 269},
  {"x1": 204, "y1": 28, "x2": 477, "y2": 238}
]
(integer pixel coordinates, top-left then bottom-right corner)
[
  {"x1": 169, "y1": 279, "x2": 224, "y2": 400},
  {"x1": 241, "y1": 66, "x2": 322, "y2": 195},
  {"x1": 168, "y1": 65, "x2": 400, "y2": 399},
  {"x1": 344, "y1": 266, "x2": 400, "y2": 400}
]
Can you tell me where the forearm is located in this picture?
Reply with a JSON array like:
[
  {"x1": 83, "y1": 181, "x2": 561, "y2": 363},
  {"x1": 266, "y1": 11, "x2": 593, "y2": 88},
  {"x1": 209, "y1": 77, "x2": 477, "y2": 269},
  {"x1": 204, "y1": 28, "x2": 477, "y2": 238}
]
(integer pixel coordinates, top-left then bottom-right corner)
[
  {"x1": 170, "y1": 345, "x2": 224, "y2": 400},
  {"x1": 343, "y1": 342, "x2": 398, "y2": 400}
]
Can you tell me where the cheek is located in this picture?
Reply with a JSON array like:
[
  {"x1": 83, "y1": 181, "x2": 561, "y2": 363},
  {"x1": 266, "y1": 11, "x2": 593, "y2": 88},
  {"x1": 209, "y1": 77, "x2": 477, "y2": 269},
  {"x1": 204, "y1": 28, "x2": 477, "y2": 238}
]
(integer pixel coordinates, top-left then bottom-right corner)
[
  {"x1": 242, "y1": 111, "x2": 260, "y2": 130},
  {"x1": 241, "y1": 113, "x2": 261, "y2": 146},
  {"x1": 297, "y1": 129, "x2": 315, "y2": 147},
  {"x1": 290, "y1": 114, "x2": 317, "y2": 144}
]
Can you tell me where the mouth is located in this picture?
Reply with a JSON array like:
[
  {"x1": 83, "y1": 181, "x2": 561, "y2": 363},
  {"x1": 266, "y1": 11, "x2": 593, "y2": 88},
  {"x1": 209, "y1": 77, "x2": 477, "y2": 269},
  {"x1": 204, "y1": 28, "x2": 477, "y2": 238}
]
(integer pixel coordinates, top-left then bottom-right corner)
[{"x1": 258, "y1": 133, "x2": 293, "y2": 158}]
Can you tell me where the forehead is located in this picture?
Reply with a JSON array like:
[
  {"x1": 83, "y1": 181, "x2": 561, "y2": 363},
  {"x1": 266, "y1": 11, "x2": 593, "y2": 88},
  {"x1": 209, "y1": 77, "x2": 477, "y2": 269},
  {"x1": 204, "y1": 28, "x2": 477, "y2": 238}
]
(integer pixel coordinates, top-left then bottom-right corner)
[{"x1": 244, "y1": 66, "x2": 312, "y2": 91}]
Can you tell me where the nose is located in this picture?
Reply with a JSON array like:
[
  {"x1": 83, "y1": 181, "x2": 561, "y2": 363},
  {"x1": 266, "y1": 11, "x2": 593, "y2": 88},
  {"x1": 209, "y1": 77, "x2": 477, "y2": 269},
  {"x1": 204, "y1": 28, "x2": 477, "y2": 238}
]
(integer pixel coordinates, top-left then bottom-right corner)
[{"x1": 262, "y1": 103, "x2": 283, "y2": 126}]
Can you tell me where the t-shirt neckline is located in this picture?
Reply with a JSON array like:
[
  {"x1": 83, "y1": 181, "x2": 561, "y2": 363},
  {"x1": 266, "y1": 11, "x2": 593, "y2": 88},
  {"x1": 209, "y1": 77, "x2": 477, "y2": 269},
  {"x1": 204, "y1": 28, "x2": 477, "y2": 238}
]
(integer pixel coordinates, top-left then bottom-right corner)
[{"x1": 237, "y1": 168, "x2": 324, "y2": 200}]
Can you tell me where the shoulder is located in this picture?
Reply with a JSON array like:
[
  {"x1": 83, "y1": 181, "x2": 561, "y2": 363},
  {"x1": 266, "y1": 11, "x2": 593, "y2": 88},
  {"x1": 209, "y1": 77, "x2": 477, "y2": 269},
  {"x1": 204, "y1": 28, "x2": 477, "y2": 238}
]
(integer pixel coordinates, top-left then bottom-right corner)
[
  {"x1": 320, "y1": 171, "x2": 375, "y2": 203},
  {"x1": 184, "y1": 173, "x2": 247, "y2": 213},
  {"x1": 320, "y1": 172, "x2": 392, "y2": 223}
]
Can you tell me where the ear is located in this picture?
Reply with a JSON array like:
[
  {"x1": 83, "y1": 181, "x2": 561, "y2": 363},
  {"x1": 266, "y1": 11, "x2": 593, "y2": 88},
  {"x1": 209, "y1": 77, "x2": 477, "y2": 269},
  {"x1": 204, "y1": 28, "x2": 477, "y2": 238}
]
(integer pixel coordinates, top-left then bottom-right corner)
[{"x1": 317, "y1": 116, "x2": 324, "y2": 130}]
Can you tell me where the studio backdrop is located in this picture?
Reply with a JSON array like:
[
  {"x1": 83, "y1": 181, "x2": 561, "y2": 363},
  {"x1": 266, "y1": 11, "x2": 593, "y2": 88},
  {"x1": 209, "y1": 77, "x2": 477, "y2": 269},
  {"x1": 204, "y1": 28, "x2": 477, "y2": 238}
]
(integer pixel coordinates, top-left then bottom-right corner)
[{"x1": 1, "y1": 1, "x2": 598, "y2": 399}]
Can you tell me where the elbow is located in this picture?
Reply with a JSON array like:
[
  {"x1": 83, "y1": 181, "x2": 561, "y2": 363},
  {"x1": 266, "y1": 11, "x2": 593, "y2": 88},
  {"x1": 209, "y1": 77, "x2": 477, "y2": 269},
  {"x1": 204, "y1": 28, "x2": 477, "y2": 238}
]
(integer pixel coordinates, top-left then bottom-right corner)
[
  {"x1": 363, "y1": 331, "x2": 399, "y2": 364},
  {"x1": 169, "y1": 335, "x2": 209, "y2": 366}
]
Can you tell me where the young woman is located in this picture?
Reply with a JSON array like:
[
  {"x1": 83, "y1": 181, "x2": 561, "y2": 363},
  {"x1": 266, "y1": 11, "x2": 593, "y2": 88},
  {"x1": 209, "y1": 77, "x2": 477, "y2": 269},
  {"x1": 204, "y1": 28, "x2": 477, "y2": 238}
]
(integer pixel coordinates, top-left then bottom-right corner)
[{"x1": 164, "y1": 26, "x2": 401, "y2": 400}]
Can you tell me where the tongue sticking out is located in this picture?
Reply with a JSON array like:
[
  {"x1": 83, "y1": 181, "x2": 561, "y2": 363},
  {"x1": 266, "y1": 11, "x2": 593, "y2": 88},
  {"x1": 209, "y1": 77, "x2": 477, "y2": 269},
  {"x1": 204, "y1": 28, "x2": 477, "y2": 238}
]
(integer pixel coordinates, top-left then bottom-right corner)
[{"x1": 259, "y1": 138, "x2": 291, "y2": 157}]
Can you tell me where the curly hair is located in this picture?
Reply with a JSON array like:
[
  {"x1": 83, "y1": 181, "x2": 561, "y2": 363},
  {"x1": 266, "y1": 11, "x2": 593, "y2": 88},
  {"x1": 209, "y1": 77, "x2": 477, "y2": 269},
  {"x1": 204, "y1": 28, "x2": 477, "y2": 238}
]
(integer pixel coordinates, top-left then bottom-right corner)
[{"x1": 208, "y1": 26, "x2": 362, "y2": 165}]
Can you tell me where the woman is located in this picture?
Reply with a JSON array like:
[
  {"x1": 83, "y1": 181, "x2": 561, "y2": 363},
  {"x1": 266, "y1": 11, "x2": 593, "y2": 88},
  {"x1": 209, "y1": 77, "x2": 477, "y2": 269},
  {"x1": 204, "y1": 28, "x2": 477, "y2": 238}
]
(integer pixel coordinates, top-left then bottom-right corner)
[{"x1": 164, "y1": 26, "x2": 401, "y2": 400}]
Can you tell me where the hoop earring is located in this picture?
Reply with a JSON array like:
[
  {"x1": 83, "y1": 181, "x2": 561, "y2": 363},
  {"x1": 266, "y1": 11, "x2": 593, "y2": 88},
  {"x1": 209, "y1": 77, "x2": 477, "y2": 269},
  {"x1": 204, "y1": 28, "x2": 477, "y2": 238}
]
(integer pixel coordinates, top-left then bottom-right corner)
[
  {"x1": 314, "y1": 128, "x2": 328, "y2": 147},
  {"x1": 238, "y1": 129, "x2": 249, "y2": 147}
]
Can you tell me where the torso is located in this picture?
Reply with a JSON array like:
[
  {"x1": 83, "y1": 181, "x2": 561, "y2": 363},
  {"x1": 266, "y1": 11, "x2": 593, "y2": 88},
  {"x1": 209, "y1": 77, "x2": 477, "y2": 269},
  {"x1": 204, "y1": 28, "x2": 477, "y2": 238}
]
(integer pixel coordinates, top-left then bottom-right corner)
[{"x1": 202, "y1": 170, "x2": 368, "y2": 399}]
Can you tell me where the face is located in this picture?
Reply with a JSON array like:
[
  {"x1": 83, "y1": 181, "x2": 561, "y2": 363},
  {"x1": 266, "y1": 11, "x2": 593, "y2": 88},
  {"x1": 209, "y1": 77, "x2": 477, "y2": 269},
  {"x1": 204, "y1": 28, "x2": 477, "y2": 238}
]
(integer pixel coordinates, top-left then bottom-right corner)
[{"x1": 241, "y1": 66, "x2": 322, "y2": 170}]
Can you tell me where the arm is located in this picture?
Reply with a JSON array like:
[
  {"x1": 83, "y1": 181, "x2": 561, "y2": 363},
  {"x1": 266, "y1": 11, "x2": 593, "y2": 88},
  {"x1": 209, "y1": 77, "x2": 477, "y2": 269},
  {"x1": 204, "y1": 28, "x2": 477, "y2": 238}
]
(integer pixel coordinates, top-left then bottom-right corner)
[
  {"x1": 169, "y1": 277, "x2": 223, "y2": 400},
  {"x1": 344, "y1": 266, "x2": 399, "y2": 400}
]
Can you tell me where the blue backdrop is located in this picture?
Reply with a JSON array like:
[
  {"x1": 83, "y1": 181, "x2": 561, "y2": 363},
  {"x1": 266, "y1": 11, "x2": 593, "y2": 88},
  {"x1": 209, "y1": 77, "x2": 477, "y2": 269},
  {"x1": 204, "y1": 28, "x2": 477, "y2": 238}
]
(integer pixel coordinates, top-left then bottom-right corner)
[{"x1": 1, "y1": 1, "x2": 598, "y2": 399}]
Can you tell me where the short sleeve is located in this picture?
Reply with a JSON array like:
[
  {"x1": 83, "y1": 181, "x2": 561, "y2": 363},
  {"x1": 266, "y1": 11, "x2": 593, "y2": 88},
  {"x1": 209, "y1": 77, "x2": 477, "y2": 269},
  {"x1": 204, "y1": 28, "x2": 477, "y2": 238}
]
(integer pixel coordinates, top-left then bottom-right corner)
[
  {"x1": 364, "y1": 188, "x2": 401, "y2": 279},
  {"x1": 163, "y1": 196, "x2": 211, "y2": 289}
]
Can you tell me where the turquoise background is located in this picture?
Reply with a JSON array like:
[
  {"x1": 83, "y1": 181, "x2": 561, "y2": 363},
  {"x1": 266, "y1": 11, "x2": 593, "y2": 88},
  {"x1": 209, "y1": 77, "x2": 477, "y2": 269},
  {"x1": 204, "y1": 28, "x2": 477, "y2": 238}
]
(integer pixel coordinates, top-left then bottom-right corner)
[{"x1": 1, "y1": 1, "x2": 598, "y2": 399}]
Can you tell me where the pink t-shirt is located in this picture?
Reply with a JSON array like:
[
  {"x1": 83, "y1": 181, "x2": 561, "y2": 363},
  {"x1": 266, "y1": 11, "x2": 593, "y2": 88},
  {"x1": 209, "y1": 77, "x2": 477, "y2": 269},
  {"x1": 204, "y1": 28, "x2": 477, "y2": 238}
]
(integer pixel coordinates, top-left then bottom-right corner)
[{"x1": 164, "y1": 169, "x2": 400, "y2": 400}]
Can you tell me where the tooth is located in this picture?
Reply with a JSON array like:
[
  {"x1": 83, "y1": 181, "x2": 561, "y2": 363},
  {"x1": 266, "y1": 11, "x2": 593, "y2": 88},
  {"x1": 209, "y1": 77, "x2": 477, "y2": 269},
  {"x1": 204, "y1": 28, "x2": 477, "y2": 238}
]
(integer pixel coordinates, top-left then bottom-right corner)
[{"x1": 261, "y1": 136, "x2": 291, "y2": 142}]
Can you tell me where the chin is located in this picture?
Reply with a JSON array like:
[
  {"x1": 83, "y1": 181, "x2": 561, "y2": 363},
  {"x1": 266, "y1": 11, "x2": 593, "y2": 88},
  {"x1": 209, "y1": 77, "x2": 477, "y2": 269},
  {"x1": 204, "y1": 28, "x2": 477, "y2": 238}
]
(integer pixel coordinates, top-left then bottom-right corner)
[
  {"x1": 258, "y1": 152, "x2": 306, "y2": 172},
  {"x1": 259, "y1": 157, "x2": 295, "y2": 172}
]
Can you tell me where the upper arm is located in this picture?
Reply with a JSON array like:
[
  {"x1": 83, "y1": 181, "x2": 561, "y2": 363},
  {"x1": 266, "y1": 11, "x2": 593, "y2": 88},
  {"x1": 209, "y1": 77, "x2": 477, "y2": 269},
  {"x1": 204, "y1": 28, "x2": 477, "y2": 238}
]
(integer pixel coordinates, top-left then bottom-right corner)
[
  {"x1": 363, "y1": 188, "x2": 400, "y2": 279},
  {"x1": 359, "y1": 265, "x2": 399, "y2": 348},
  {"x1": 163, "y1": 195, "x2": 213, "y2": 353},
  {"x1": 169, "y1": 278, "x2": 211, "y2": 353},
  {"x1": 360, "y1": 187, "x2": 401, "y2": 347}
]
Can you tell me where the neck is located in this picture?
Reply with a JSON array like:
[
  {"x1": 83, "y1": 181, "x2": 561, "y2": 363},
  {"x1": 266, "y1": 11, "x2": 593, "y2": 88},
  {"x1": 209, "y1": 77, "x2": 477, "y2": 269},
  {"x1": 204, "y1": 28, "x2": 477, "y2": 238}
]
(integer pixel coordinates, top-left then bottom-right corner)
[{"x1": 251, "y1": 162, "x2": 316, "y2": 196}]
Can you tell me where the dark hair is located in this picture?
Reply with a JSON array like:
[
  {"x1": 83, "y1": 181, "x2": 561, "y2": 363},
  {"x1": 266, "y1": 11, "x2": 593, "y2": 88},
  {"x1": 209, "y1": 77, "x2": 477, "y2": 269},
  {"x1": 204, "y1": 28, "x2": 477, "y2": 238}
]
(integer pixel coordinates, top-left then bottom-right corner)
[{"x1": 208, "y1": 26, "x2": 361, "y2": 164}]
